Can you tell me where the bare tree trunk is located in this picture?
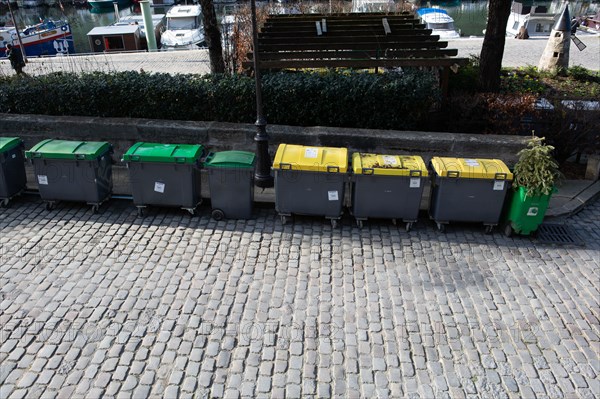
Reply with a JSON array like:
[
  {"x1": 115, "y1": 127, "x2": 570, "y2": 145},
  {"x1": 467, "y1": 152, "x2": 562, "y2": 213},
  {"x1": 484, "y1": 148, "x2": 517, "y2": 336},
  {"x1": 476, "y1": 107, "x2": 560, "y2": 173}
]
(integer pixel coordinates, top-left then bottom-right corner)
[
  {"x1": 199, "y1": 0, "x2": 225, "y2": 74},
  {"x1": 479, "y1": 0, "x2": 512, "y2": 92}
]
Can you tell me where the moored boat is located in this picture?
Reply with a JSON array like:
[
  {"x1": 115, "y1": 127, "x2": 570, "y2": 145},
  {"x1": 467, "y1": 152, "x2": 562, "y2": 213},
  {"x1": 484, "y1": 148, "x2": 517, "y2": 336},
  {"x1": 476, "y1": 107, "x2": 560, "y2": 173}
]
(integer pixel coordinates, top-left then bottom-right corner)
[
  {"x1": 416, "y1": 7, "x2": 460, "y2": 39},
  {"x1": 0, "y1": 19, "x2": 75, "y2": 57},
  {"x1": 160, "y1": 4, "x2": 204, "y2": 50},
  {"x1": 506, "y1": 1, "x2": 557, "y2": 37}
]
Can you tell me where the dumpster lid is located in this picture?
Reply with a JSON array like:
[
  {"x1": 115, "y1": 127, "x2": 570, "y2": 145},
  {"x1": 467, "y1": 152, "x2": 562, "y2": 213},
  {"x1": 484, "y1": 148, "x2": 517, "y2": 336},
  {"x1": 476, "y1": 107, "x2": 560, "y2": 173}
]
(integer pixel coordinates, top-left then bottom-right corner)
[
  {"x1": 0, "y1": 137, "x2": 22, "y2": 153},
  {"x1": 25, "y1": 139, "x2": 111, "y2": 160},
  {"x1": 431, "y1": 157, "x2": 513, "y2": 180},
  {"x1": 204, "y1": 151, "x2": 256, "y2": 169},
  {"x1": 352, "y1": 153, "x2": 429, "y2": 177},
  {"x1": 122, "y1": 142, "x2": 204, "y2": 164},
  {"x1": 273, "y1": 144, "x2": 348, "y2": 173}
]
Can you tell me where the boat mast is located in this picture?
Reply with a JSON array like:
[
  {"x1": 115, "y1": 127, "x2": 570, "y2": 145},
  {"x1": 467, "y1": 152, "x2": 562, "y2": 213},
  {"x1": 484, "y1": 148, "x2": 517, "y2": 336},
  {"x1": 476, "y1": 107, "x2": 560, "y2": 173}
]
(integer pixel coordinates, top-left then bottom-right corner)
[{"x1": 6, "y1": 1, "x2": 28, "y2": 62}]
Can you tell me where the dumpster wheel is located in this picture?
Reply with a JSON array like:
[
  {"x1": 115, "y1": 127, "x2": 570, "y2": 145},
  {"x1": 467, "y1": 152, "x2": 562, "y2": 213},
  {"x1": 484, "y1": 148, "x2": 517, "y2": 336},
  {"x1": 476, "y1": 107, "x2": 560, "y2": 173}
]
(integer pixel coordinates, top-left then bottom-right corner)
[
  {"x1": 436, "y1": 222, "x2": 446, "y2": 233},
  {"x1": 405, "y1": 222, "x2": 413, "y2": 232},
  {"x1": 356, "y1": 219, "x2": 364, "y2": 228},
  {"x1": 211, "y1": 209, "x2": 225, "y2": 221},
  {"x1": 280, "y1": 215, "x2": 289, "y2": 225},
  {"x1": 136, "y1": 207, "x2": 145, "y2": 218},
  {"x1": 331, "y1": 219, "x2": 338, "y2": 228},
  {"x1": 485, "y1": 225, "x2": 494, "y2": 235},
  {"x1": 45, "y1": 202, "x2": 56, "y2": 211},
  {"x1": 91, "y1": 204, "x2": 100, "y2": 214},
  {"x1": 0, "y1": 198, "x2": 8, "y2": 208},
  {"x1": 503, "y1": 224, "x2": 513, "y2": 237}
]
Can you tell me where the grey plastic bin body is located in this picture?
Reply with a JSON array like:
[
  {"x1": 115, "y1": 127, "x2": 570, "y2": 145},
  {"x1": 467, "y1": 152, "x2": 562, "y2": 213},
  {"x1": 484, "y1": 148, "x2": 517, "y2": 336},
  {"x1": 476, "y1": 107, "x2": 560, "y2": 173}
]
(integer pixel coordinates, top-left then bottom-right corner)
[
  {"x1": 127, "y1": 162, "x2": 202, "y2": 209},
  {"x1": 0, "y1": 140, "x2": 27, "y2": 200},
  {"x1": 429, "y1": 176, "x2": 510, "y2": 224},
  {"x1": 30, "y1": 151, "x2": 112, "y2": 205},
  {"x1": 352, "y1": 175, "x2": 426, "y2": 221},
  {"x1": 205, "y1": 151, "x2": 256, "y2": 219},
  {"x1": 275, "y1": 170, "x2": 346, "y2": 218}
]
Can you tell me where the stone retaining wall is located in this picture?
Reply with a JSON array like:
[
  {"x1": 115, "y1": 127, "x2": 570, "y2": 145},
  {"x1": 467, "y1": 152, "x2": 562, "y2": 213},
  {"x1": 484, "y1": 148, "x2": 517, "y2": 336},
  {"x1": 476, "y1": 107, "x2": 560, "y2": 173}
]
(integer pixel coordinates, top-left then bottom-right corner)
[{"x1": 0, "y1": 114, "x2": 529, "y2": 197}]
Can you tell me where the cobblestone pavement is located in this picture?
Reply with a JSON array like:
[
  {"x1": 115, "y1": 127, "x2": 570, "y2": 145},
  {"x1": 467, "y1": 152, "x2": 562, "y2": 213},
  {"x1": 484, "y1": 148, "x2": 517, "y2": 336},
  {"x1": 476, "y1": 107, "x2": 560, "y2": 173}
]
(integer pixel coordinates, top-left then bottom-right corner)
[{"x1": 1, "y1": 197, "x2": 599, "y2": 399}]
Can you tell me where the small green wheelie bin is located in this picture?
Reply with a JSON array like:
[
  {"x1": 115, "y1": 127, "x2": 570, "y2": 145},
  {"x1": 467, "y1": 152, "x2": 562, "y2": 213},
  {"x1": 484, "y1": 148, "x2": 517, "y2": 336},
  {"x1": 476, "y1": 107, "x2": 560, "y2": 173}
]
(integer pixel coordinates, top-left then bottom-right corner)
[
  {"x1": 204, "y1": 151, "x2": 256, "y2": 220},
  {"x1": 25, "y1": 139, "x2": 113, "y2": 212},
  {"x1": 429, "y1": 157, "x2": 513, "y2": 233},
  {"x1": 351, "y1": 153, "x2": 428, "y2": 231},
  {"x1": 0, "y1": 137, "x2": 27, "y2": 207},
  {"x1": 503, "y1": 186, "x2": 555, "y2": 236},
  {"x1": 273, "y1": 144, "x2": 348, "y2": 227},
  {"x1": 123, "y1": 142, "x2": 204, "y2": 217}
]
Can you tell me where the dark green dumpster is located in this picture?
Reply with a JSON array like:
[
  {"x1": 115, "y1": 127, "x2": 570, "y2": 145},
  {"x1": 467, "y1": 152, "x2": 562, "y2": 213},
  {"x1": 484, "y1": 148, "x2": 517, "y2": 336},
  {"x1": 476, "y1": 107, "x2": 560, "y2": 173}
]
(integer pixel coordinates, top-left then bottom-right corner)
[
  {"x1": 25, "y1": 139, "x2": 113, "y2": 212},
  {"x1": 504, "y1": 186, "x2": 555, "y2": 236},
  {"x1": 123, "y1": 142, "x2": 204, "y2": 217},
  {"x1": 0, "y1": 137, "x2": 27, "y2": 207},
  {"x1": 204, "y1": 151, "x2": 256, "y2": 220}
]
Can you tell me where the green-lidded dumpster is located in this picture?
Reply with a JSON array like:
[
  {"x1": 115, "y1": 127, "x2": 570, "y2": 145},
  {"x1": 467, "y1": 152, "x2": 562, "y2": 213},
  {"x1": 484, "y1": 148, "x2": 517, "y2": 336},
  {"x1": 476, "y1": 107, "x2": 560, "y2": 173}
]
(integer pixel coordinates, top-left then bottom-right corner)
[
  {"x1": 0, "y1": 137, "x2": 27, "y2": 207},
  {"x1": 25, "y1": 139, "x2": 113, "y2": 212},
  {"x1": 204, "y1": 151, "x2": 256, "y2": 220},
  {"x1": 123, "y1": 142, "x2": 204, "y2": 217},
  {"x1": 273, "y1": 144, "x2": 348, "y2": 227},
  {"x1": 352, "y1": 153, "x2": 428, "y2": 231},
  {"x1": 504, "y1": 186, "x2": 555, "y2": 236},
  {"x1": 429, "y1": 157, "x2": 513, "y2": 233}
]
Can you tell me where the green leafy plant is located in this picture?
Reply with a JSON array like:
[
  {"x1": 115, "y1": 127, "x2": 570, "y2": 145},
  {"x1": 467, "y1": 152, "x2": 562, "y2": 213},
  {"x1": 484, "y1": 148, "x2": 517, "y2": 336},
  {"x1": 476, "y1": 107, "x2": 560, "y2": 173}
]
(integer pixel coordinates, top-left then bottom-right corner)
[{"x1": 513, "y1": 135, "x2": 561, "y2": 196}]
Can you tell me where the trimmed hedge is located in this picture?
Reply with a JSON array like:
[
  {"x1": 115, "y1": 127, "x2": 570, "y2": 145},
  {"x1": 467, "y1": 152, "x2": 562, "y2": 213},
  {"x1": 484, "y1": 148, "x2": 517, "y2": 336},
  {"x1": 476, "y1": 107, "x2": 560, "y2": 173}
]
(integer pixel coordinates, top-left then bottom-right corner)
[{"x1": 0, "y1": 70, "x2": 440, "y2": 130}]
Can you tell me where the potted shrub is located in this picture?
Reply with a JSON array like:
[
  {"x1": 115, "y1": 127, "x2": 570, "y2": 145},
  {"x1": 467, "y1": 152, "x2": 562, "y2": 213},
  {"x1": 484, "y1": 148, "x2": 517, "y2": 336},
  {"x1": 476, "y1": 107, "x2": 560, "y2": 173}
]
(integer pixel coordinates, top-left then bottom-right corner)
[{"x1": 504, "y1": 135, "x2": 561, "y2": 236}]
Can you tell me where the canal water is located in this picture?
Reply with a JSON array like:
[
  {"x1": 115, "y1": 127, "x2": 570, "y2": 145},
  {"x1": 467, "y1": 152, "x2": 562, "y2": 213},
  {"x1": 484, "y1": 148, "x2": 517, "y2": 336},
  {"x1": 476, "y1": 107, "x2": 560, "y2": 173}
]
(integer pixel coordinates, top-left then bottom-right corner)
[{"x1": 1, "y1": 0, "x2": 599, "y2": 54}]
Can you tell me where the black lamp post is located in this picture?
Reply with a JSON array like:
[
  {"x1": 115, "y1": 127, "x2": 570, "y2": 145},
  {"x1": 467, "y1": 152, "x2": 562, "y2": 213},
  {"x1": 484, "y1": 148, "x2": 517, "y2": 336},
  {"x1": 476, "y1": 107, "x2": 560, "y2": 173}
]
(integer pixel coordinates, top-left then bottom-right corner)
[{"x1": 250, "y1": 0, "x2": 274, "y2": 188}]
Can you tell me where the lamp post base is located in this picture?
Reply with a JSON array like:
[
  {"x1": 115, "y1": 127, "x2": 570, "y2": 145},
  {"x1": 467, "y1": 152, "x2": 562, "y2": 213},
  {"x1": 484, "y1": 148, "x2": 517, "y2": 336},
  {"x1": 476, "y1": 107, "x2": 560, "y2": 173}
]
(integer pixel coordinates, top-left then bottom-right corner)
[{"x1": 254, "y1": 123, "x2": 274, "y2": 189}]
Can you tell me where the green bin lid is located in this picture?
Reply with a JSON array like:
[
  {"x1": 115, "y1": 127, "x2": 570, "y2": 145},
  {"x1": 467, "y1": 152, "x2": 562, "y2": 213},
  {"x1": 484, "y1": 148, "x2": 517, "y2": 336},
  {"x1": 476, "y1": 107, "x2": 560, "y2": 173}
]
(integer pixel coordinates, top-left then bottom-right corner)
[
  {"x1": 204, "y1": 151, "x2": 256, "y2": 169},
  {"x1": 122, "y1": 142, "x2": 204, "y2": 164},
  {"x1": 0, "y1": 137, "x2": 22, "y2": 153},
  {"x1": 25, "y1": 139, "x2": 111, "y2": 160}
]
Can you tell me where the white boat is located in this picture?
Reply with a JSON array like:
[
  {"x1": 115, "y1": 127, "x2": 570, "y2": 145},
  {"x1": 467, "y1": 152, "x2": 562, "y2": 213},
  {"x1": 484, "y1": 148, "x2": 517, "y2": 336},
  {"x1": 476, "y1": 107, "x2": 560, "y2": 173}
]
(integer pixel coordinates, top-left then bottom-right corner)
[
  {"x1": 160, "y1": 4, "x2": 205, "y2": 50},
  {"x1": 416, "y1": 8, "x2": 460, "y2": 39},
  {"x1": 1, "y1": 19, "x2": 74, "y2": 57},
  {"x1": 506, "y1": 2, "x2": 557, "y2": 37}
]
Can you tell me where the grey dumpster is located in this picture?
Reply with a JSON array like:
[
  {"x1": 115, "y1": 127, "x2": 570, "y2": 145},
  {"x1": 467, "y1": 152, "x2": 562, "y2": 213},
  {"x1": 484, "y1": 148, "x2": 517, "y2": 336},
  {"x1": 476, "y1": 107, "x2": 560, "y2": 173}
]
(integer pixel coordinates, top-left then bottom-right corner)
[
  {"x1": 0, "y1": 137, "x2": 27, "y2": 207},
  {"x1": 273, "y1": 144, "x2": 348, "y2": 228},
  {"x1": 351, "y1": 153, "x2": 428, "y2": 231},
  {"x1": 204, "y1": 151, "x2": 256, "y2": 220},
  {"x1": 429, "y1": 157, "x2": 513, "y2": 233},
  {"x1": 122, "y1": 142, "x2": 204, "y2": 217},
  {"x1": 25, "y1": 139, "x2": 113, "y2": 212}
]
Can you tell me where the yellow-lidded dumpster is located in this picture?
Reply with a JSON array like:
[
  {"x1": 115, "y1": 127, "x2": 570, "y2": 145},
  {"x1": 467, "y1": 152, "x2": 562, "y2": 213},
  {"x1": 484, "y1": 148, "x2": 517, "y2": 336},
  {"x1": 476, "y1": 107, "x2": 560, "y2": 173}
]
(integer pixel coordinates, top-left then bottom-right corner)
[
  {"x1": 352, "y1": 153, "x2": 428, "y2": 230},
  {"x1": 273, "y1": 144, "x2": 348, "y2": 227},
  {"x1": 429, "y1": 157, "x2": 513, "y2": 233}
]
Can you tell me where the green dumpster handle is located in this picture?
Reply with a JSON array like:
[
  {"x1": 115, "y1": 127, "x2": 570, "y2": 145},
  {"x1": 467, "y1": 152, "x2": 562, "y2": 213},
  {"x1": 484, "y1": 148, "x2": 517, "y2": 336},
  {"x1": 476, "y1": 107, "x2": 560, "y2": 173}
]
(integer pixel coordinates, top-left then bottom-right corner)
[
  {"x1": 131, "y1": 155, "x2": 141, "y2": 162},
  {"x1": 410, "y1": 170, "x2": 422, "y2": 177},
  {"x1": 447, "y1": 171, "x2": 460, "y2": 178},
  {"x1": 175, "y1": 157, "x2": 186, "y2": 164},
  {"x1": 31, "y1": 152, "x2": 42, "y2": 158},
  {"x1": 495, "y1": 172, "x2": 507, "y2": 180},
  {"x1": 75, "y1": 154, "x2": 86, "y2": 160},
  {"x1": 279, "y1": 163, "x2": 292, "y2": 170},
  {"x1": 327, "y1": 166, "x2": 339, "y2": 173},
  {"x1": 362, "y1": 168, "x2": 374, "y2": 175}
]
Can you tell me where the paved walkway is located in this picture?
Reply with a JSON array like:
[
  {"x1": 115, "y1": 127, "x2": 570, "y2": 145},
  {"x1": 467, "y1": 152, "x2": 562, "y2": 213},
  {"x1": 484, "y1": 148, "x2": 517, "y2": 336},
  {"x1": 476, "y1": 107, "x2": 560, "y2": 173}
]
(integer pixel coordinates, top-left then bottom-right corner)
[
  {"x1": 0, "y1": 34, "x2": 598, "y2": 77},
  {"x1": 1, "y1": 196, "x2": 599, "y2": 398}
]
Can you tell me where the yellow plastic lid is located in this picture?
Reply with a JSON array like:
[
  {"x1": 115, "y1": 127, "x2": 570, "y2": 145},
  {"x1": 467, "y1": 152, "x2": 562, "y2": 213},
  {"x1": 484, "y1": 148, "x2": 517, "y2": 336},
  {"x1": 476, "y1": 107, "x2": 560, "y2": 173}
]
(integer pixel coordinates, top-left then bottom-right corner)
[
  {"x1": 273, "y1": 144, "x2": 348, "y2": 173},
  {"x1": 431, "y1": 157, "x2": 513, "y2": 180},
  {"x1": 352, "y1": 153, "x2": 429, "y2": 177}
]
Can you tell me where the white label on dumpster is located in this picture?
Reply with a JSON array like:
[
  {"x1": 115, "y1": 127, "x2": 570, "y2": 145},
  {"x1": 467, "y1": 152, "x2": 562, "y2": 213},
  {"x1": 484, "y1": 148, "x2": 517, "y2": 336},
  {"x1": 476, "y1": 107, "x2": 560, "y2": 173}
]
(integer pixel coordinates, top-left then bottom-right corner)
[
  {"x1": 383, "y1": 156, "x2": 397, "y2": 166},
  {"x1": 465, "y1": 159, "x2": 480, "y2": 167},
  {"x1": 11, "y1": 154, "x2": 16, "y2": 159},
  {"x1": 410, "y1": 178, "x2": 421, "y2": 188},
  {"x1": 37, "y1": 175, "x2": 48, "y2": 185},
  {"x1": 493, "y1": 180, "x2": 505, "y2": 191},
  {"x1": 328, "y1": 191, "x2": 339, "y2": 201},
  {"x1": 527, "y1": 207, "x2": 539, "y2": 216},
  {"x1": 304, "y1": 148, "x2": 318, "y2": 159},
  {"x1": 154, "y1": 182, "x2": 165, "y2": 193}
]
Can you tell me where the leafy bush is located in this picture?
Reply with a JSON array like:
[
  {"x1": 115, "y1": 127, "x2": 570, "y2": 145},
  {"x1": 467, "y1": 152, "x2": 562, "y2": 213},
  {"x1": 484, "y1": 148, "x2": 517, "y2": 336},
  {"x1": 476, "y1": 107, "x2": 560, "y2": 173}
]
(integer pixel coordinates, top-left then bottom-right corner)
[
  {"x1": 513, "y1": 136, "x2": 561, "y2": 196},
  {"x1": 0, "y1": 70, "x2": 440, "y2": 130}
]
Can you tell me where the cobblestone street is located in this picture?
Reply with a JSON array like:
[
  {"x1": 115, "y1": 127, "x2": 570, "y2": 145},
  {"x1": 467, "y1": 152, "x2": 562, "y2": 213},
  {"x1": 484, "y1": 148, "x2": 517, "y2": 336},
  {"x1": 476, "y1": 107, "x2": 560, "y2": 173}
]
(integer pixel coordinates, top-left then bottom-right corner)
[{"x1": 0, "y1": 197, "x2": 599, "y2": 398}]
